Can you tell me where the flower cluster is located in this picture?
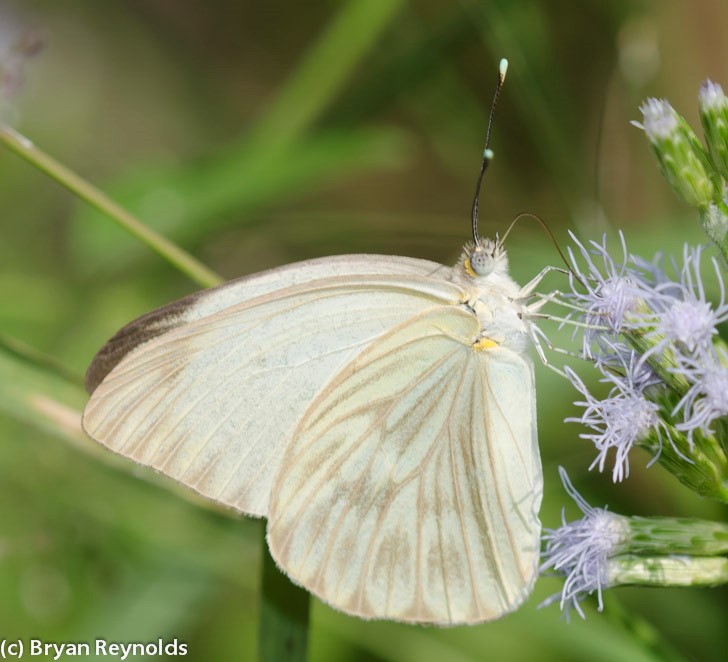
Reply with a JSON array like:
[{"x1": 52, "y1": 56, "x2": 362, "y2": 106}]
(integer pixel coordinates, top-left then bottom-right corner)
[
  {"x1": 542, "y1": 74, "x2": 728, "y2": 621},
  {"x1": 559, "y1": 232, "x2": 728, "y2": 497}
]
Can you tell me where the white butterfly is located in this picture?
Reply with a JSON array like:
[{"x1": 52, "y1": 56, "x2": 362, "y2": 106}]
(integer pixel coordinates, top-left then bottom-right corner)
[
  {"x1": 82, "y1": 238, "x2": 545, "y2": 625},
  {"x1": 82, "y1": 59, "x2": 547, "y2": 625}
]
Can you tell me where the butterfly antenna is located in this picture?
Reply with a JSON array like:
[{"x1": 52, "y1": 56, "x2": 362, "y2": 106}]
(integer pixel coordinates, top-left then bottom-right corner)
[
  {"x1": 501, "y1": 212, "x2": 586, "y2": 287},
  {"x1": 471, "y1": 58, "x2": 508, "y2": 245}
]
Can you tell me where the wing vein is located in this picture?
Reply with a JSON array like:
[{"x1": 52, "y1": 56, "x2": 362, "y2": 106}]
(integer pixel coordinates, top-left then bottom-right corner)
[{"x1": 447, "y1": 355, "x2": 483, "y2": 616}]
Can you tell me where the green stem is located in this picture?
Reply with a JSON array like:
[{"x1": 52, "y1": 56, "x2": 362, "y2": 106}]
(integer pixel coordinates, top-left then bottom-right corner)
[
  {"x1": 259, "y1": 529, "x2": 310, "y2": 662},
  {"x1": 0, "y1": 332, "x2": 84, "y2": 387},
  {"x1": 0, "y1": 124, "x2": 223, "y2": 289}
]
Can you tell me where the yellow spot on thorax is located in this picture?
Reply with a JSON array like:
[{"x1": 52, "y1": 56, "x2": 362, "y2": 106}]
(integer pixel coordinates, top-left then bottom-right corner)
[
  {"x1": 464, "y1": 258, "x2": 476, "y2": 278},
  {"x1": 473, "y1": 337, "x2": 498, "y2": 351}
]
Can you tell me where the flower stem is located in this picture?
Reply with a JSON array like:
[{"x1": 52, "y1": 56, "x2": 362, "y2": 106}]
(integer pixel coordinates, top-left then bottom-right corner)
[
  {"x1": 622, "y1": 517, "x2": 728, "y2": 556},
  {"x1": 0, "y1": 124, "x2": 223, "y2": 289},
  {"x1": 608, "y1": 554, "x2": 728, "y2": 587},
  {"x1": 259, "y1": 529, "x2": 310, "y2": 662},
  {"x1": 0, "y1": 332, "x2": 84, "y2": 387}
]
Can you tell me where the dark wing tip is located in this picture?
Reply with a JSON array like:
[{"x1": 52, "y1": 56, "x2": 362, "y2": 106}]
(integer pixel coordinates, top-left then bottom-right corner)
[{"x1": 84, "y1": 296, "x2": 199, "y2": 394}]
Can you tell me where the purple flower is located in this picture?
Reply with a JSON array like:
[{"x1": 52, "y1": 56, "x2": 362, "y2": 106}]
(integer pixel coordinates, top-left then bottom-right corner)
[
  {"x1": 565, "y1": 231, "x2": 647, "y2": 357},
  {"x1": 540, "y1": 468, "x2": 628, "y2": 620},
  {"x1": 596, "y1": 340, "x2": 660, "y2": 390},
  {"x1": 637, "y1": 246, "x2": 728, "y2": 361},
  {"x1": 561, "y1": 233, "x2": 728, "y2": 477},
  {"x1": 673, "y1": 348, "x2": 728, "y2": 439},
  {"x1": 565, "y1": 358, "x2": 666, "y2": 482}
]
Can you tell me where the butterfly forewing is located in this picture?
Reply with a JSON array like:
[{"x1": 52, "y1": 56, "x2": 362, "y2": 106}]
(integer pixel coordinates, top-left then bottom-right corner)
[
  {"x1": 267, "y1": 306, "x2": 542, "y2": 625},
  {"x1": 85, "y1": 255, "x2": 451, "y2": 392},
  {"x1": 83, "y1": 274, "x2": 464, "y2": 518}
]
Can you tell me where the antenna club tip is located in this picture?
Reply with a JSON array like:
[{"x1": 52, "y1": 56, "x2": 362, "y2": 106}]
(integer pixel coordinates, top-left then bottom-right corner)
[
  {"x1": 484, "y1": 148, "x2": 494, "y2": 160},
  {"x1": 499, "y1": 58, "x2": 508, "y2": 79}
]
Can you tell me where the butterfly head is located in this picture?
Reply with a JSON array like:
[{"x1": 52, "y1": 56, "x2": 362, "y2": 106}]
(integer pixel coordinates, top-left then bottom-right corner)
[{"x1": 459, "y1": 237, "x2": 509, "y2": 280}]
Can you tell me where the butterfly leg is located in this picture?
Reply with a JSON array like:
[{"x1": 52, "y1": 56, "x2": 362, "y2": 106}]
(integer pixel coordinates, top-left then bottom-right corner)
[
  {"x1": 517, "y1": 266, "x2": 570, "y2": 299},
  {"x1": 525, "y1": 324, "x2": 594, "y2": 377},
  {"x1": 527, "y1": 289, "x2": 588, "y2": 312}
]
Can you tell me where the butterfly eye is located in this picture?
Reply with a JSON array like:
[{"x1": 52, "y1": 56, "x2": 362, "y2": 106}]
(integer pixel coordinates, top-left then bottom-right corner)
[{"x1": 470, "y1": 247, "x2": 495, "y2": 276}]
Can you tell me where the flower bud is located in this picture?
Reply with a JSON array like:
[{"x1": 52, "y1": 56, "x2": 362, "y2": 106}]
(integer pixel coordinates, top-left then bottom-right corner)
[
  {"x1": 699, "y1": 201, "x2": 728, "y2": 250},
  {"x1": 637, "y1": 98, "x2": 716, "y2": 208},
  {"x1": 699, "y1": 79, "x2": 728, "y2": 180}
]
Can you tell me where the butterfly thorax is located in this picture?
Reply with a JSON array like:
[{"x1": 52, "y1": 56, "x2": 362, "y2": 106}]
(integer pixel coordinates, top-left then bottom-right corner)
[{"x1": 452, "y1": 238, "x2": 531, "y2": 354}]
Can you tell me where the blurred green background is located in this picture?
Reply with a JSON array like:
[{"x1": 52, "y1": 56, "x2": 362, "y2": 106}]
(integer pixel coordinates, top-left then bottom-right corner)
[{"x1": 1, "y1": 0, "x2": 727, "y2": 660}]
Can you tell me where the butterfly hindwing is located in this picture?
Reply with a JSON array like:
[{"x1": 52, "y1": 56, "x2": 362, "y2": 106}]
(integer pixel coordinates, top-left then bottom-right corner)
[{"x1": 267, "y1": 306, "x2": 542, "y2": 625}]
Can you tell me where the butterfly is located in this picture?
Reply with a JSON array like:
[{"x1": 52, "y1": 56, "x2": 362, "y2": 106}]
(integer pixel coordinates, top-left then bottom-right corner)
[{"x1": 82, "y1": 59, "x2": 545, "y2": 625}]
